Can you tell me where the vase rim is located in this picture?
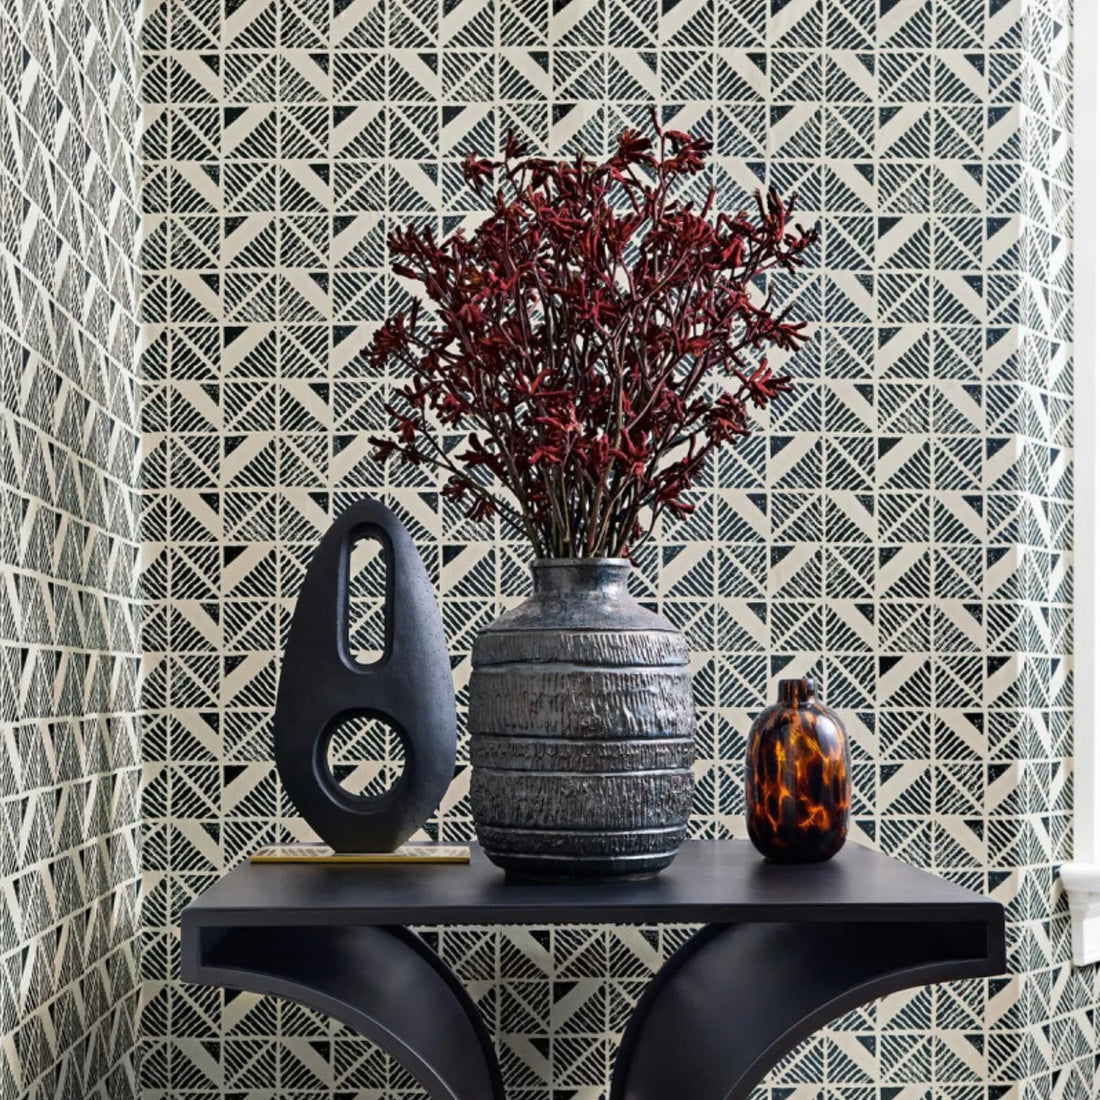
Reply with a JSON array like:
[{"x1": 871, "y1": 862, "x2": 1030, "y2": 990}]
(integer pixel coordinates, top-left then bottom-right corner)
[
  {"x1": 531, "y1": 557, "x2": 631, "y2": 568},
  {"x1": 777, "y1": 676, "x2": 817, "y2": 705}
]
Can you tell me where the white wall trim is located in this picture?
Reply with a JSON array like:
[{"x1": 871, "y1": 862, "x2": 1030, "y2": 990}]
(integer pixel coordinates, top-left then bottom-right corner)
[
  {"x1": 1060, "y1": 864, "x2": 1100, "y2": 965},
  {"x1": 1062, "y1": 0, "x2": 1100, "y2": 967}
]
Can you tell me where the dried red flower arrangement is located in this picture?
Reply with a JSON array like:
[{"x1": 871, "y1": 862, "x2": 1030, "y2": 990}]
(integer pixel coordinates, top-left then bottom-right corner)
[{"x1": 364, "y1": 111, "x2": 818, "y2": 559}]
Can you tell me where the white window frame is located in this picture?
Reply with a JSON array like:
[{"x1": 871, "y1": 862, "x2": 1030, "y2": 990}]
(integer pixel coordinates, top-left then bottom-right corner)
[{"x1": 1061, "y1": 0, "x2": 1100, "y2": 968}]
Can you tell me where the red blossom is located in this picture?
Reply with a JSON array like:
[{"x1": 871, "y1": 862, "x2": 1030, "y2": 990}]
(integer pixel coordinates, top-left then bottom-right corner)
[
  {"x1": 504, "y1": 132, "x2": 528, "y2": 160},
  {"x1": 364, "y1": 113, "x2": 818, "y2": 558},
  {"x1": 462, "y1": 154, "x2": 498, "y2": 192},
  {"x1": 737, "y1": 361, "x2": 794, "y2": 409}
]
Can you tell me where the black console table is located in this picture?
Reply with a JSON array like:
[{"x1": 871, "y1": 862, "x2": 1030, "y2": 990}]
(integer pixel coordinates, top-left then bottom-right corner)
[{"x1": 181, "y1": 839, "x2": 1005, "y2": 1100}]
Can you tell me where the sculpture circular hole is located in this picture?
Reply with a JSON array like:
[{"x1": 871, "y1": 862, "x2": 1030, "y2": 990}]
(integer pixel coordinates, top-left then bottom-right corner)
[{"x1": 325, "y1": 716, "x2": 407, "y2": 799}]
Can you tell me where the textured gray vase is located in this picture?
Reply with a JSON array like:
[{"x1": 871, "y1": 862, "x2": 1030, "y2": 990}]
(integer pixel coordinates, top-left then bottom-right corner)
[{"x1": 469, "y1": 558, "x2": 695, "y2": 882}]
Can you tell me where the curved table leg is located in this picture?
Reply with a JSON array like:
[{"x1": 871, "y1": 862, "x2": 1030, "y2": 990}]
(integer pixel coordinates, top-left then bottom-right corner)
[
  {"x1": 182, "y1": 924, "x2": 505, "y2": 1100},
  {"x1": 610, "y1": 919, "x2": 1003, "y2": 1100}
]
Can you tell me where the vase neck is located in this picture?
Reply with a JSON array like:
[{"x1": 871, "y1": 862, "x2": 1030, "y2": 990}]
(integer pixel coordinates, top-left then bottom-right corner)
[
  {"x1": 530, "y1": 558, "x2": 631, "y2": 597},
  {"x1": 778, "y1": 676, "x2": 817, "y2": 706}
]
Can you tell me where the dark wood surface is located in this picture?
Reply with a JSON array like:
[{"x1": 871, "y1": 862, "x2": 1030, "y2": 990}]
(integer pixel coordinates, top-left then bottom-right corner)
[
  {"x1": 181, "y1": 838, "x2": 1005, "y2": 1100},
  {"x1": 608, "y1": 919, "x2": 998, "y2": 1100},
  {"x1": 182, "y1": 839, "x2": 1002, "y2": 929},
  {"x1": 194, "y1": 924, "x2": 506, "y2": 1099}
]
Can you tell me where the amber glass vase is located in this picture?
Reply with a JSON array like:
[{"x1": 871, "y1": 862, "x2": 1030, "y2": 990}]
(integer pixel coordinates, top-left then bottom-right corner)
[{"x1": 744, "y1": 676, "x2": 850, "y2": 862}]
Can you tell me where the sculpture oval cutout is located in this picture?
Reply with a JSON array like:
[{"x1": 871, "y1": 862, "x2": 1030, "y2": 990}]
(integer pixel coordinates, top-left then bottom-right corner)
[
  {"x1": 348, "y1": 534, "x2": 387, "y2": 667},
  {"x1": 273, "y1": 498, "x2": 457, "y2": 852},
  {"x1": 326, "y1": 714, "x2": 407, "y2": 799}
]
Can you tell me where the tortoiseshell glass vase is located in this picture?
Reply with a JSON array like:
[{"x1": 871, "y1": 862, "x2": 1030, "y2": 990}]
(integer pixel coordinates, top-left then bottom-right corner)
[{"x1": 745, "y1": 676, "x2": 850, "y2": 863}]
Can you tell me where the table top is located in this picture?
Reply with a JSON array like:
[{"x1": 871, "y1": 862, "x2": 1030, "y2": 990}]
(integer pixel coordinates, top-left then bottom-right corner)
[{"x1": 181, "y1": 840, "x2": 1002, "y2": 929}]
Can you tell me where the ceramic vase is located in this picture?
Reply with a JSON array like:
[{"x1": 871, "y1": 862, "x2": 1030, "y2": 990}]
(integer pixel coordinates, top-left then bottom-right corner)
[{"x1": 469, "y1": 559, "x2": 695, "y2": 881}]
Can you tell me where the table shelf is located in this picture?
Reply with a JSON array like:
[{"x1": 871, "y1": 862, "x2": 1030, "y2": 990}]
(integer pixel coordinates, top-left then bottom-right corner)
[{"x1": 181, "y1": 840, "x2": 1005, "y2": 1100}]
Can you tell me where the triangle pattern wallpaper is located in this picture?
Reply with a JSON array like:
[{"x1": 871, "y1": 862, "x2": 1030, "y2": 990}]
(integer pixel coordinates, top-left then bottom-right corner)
[
  {"x1": 0, "y1": 0, "x2": 1097, "y2": 1095},
  {"x1": 0, "y1": 0, "x2": 144, "y2": 1094}
]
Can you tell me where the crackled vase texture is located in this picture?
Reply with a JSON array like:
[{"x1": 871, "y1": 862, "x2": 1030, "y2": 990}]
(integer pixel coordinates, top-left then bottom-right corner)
[
  {"x1": 469, "y1": 559, "x2": 695, "y2": 881},
  {"x1": 745, "y1": 677, "x2": 851, "y2": 863}
]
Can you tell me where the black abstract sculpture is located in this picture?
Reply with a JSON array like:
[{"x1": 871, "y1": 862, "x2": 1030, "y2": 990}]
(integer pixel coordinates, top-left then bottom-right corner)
[{"x1": 273, "y1": 498, "x2": 456, "y2": 852}]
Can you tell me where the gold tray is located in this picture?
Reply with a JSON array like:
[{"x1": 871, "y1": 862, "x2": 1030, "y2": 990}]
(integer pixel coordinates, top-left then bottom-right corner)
[{"x1": 251, "y1": 843, "x2": 471, "y2": 865}]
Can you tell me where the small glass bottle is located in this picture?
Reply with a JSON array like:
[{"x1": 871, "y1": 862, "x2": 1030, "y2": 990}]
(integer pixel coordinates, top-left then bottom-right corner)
[{"x1": 745, "y1": 676, "x2": 850, "y2": 862}]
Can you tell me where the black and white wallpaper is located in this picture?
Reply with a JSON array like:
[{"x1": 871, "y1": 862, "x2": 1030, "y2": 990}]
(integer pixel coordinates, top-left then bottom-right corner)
[
  {"x1": 0, "y1": 0, "x2": 143, "y2": 1095},
  {"x1": 0, "y1": 0, "x2": 1092, "y2": 1096},
  {"x1": 134, "y1": 0, "x2": 1096, "y2": 1096}
]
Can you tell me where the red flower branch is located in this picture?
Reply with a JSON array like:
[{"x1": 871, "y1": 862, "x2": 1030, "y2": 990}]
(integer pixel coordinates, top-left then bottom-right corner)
[{"x1": 364, "y1": 110, "x2": 819, "y2": 559}]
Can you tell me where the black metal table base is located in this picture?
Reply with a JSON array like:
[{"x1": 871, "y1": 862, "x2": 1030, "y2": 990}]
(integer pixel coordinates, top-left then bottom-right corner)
[
  {"x1": 187, "y1": 924, "x2": 505, "y2": 1100},
  {"x1": 180, "y1": 842, "x2": 1005, "y2": 1100},
  {"x1": 610, "y1": 919, "x2": 994, "y2": 1100}
]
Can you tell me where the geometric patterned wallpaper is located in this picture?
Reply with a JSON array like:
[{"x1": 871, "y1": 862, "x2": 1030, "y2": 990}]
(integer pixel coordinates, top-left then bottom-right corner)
[
  {"x1": 135, "y1": 0, "x2": 1096, "y2": 1096},
  {"x1": 0, "y1": 0, "x2": 143, "y2": 1094},
  {"x1": 7, "y1": 0, "x2": 1095, "y2": 1094},
  {"x1": 115, "y1": 0, "x2": 1098, "y2": 1097}
]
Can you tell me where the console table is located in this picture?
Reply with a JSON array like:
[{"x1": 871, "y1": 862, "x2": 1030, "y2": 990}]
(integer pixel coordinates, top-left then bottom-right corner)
[{"x1": 180, "y1": 839, "x2": 1005, "y2": 1100}]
